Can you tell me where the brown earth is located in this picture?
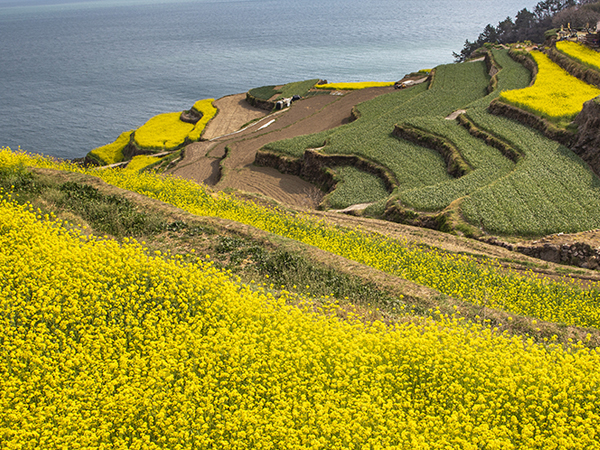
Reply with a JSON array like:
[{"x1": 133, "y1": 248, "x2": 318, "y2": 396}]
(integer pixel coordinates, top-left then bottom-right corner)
[
  {"x1": 167, "y1": 86, "x2": 395, "y2": 209},
  {"x1": 202, "y1": 93, "x2": 269, "y2": 140},
  {"x1": 166, "y1": 85, "x2": 600, "y2": 274}
]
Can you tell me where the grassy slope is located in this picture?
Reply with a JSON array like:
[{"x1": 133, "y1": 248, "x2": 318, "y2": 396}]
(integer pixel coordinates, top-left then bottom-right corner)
[{"x1": 3, "y1": 163, "x2": 600, "y2": 346}]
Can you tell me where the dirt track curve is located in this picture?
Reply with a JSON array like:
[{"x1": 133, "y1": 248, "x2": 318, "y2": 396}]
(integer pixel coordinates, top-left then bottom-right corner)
[{"x1": 167, "y1": 87, "x2": 395, "y2": 208}]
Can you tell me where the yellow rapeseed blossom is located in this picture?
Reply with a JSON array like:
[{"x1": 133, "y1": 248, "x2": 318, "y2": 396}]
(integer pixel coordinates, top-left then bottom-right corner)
[
  {"x1": 500, "y1": 51, "x2": 600, "y2": 122},
  {"x1": 556, "y1": 40, "x2": 600, "y2": 72},
  {"x1": 133, "y1": 112, "x2": 195, "y2": 150},
  {"x1": 188, "y1": 98, "x2": 217, "y2": 141},
  {"x1": 88, "y1": 130, "x2": 133, "y2": 165},
  {"x1": 124, "y1": 154, "x2": 163, "y2": 172},
  {"x1": 4, "y1": 147, "x2": 600, "y2": 329},
  {"x1": 1, "y1": 193, "x2": 599, "y2": 448},
  {"x1": 132, "y1": 99, "x2": 217, "y2": 150},
  {"x1": 316, "y1": 81, "x2": 395, "y2": 90}
]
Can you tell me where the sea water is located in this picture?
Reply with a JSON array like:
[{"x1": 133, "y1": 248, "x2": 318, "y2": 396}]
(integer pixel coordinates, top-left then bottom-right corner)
[{"x1": 0, "y1": 0, "x2": 538, "y2": 159}]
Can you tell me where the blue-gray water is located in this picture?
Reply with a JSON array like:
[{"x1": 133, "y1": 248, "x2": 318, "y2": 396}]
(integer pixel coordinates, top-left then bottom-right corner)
[{"x1": 0, "y1": 0, "x2": 537, "y2": 159}]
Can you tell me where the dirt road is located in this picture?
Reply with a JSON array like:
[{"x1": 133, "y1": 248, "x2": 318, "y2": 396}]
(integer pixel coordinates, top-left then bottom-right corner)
[{"x1": 168, "y1": 86, "x2": 395, "y2": 209}]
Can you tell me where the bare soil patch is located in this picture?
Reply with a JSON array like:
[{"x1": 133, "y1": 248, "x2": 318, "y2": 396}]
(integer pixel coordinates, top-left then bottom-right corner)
[
  {"x1": 167, "y1": 141, "x2": 220, "y2": 185},
  {"x1": 169, "y1": 86, "x2": 394, "y2": 207},
  {"x1": 217, "y1": 165, "x2": 324, "y2": 209},
  {"x1": 213, "y1": 87, "x2": 395, "y2": 187},
  {"x1": 202, "y1": 93, "x2": 268, "y2": 140}
]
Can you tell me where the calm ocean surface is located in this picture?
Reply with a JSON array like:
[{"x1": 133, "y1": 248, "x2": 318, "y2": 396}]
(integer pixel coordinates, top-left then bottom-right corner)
[{"x1": 0, "y1": 0, "x2": 537, "y2": 159}]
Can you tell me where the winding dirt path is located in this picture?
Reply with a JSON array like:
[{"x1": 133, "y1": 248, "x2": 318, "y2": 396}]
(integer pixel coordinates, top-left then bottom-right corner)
[
  {"x1": 168, "y1": 86, "x2": 395, "y2": 209},
  {"x1": 202, "y1": 93, "x2": 268, "y2": 140}
]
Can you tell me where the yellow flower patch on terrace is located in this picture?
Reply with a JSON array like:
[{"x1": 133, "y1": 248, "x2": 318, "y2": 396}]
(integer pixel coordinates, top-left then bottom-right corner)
[
  {"x1": 188, "y1": 98, "x2": 217, "y2": 141},
  {"x1": 88, "y1": 130, "x2": 133, "y2": 165},
  {"x1": 132, "y1": 99, "x2": 217, "y2": 150},
  {"x1": 5, "y1": 147, "x2": 600, "y2": 331},
  {"x1": 1, "y1": 193, "x2": 600, "y2": 448},
  {"x1": 133, "y1": 111, "x2": 194, "y2": 150},
  {"x1": 556, "y1": 40, "x2": 600, "y2": 72},
  {"x1": 316, "y1": 81, "x2": 395, "y2": 90},
  {"x1": 124, "y1": 154, "x2": 162, "y2": 172},
  {"x1": 499, "y1": 51, "x2": 600, "y2": 122}
]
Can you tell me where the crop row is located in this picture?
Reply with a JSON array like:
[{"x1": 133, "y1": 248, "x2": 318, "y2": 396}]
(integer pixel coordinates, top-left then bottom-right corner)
[
  {"x1": 1, "y1": 193, "x2": 600, "y2": 448},
  {"x1": 499, "y1": 51, "x2": 600, "y2": 123},
  {"x1": 6, "y1": 147, "x2": 600, "y2": 330},
  {"x1": 556, "y1": 40, "x2": 600, "y2": 72}
]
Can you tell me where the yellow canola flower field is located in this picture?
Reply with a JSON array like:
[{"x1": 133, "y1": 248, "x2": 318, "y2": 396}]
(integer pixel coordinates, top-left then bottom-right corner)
[
  {"x1": 556, "y1": 40, "x2": 600, "y2": 72},
  {"x1": 125, "y1": 154, "x2": 163, "y2": 172},
  {"x1": 316, "y1": 81, "x2": 395, "y2": 90},
  {"x1": 4, "y1": 147, "x2": 600, "y2": 330},
  {"x1": 1, "y1": 194, "x2": 600, "y2": 449},
  {"x1": 188, "y1": 98, "x2": 218, "y2": 141},
  {"x1": 133, "y1": 99, "x2": 216, "y2": 150},
  {"x1": 88, "y1": 130, "x2": 133, "y2": 165},
  {"x1": 133, "y1": 111, "x2": 195, "y2": 150},
  {"x1": 499, "y1": 51, "x2": 600, "y2": 122}
]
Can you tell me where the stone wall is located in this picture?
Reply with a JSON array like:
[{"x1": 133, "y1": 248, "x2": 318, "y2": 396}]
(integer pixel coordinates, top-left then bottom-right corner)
[{"x1": 516, "y1": 241, "x2": 600, "y2": 270}]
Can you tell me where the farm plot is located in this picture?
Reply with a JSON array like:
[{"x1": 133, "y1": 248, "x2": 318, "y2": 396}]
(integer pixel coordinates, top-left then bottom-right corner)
[
  {"x1": 398, "y1": 117, "x2": 514, "y2": 211},
  {"x1": 462, "y1": 103, "x2": 600, "y2": 236},
  {"x1": 323, "y1": 166, "x2": 389, "y2": 209},
  {"x1": 499, "y1": 51, "x2": 600, "y2": 124},
  {"x1": 556, "y1": 40, "x2": 600, "y2": 72},
  {"x1": 265, "y1": 61, "x2": 491, "y2": 202},
  {"x1": 266, "y1": 52, "x2": 539, "y2": 221}
]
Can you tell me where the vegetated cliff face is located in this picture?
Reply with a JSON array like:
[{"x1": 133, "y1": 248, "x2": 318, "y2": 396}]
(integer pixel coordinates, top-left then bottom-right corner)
[{"x1": 572, "y1": 96, "x2": 600, "y2": 176}]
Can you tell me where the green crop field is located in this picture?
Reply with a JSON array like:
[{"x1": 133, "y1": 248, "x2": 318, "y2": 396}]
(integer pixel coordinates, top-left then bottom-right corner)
[
  {"x1": 264, "y1": 48, "x2": 600, "y2": 237},
  {"x1": 265, "y1": 60, "x2": 491, "y2": 195},
  {"x1": 323, "y1": 166, "x2": 389, "y2": 209}
]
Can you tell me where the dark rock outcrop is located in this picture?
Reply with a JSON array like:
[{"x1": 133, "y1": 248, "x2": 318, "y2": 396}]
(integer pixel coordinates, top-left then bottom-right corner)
[
  {"x1": 572, "y1": 96, "x2": 600, "y2": 177},
  {"x1": 180, "y1": 109, "x2": 202, "y2": 124},
  {"x1": 516, "y1": 242, "x2": 600, "y2": 270}
]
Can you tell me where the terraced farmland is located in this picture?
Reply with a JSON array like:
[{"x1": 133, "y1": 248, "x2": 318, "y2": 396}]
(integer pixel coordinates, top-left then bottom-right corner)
[
  {"x1": 4, "y1": 42, "x2": 600, "y2": 444},
  {"x1": 499, "y1": 51, "x2": 600, "y2": 124},
  {"x1": 263, "y1": 48, "x2": 600, "y2": 237}
]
